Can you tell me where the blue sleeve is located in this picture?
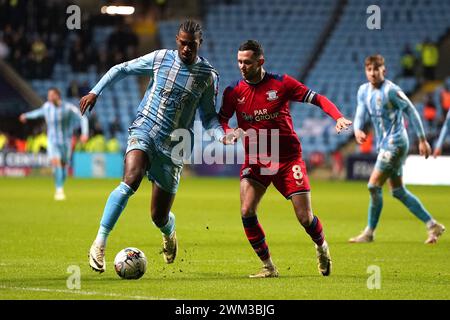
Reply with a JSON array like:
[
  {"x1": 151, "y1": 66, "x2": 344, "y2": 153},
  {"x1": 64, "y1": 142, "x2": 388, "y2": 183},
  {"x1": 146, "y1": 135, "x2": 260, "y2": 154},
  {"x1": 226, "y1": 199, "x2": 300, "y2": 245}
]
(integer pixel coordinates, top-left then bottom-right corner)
[
  {"x1": 353, "y1": 86, "x2": 367, "y2": 131},
  {"x1": 435, "y1": 111, "x2": 450, "y2": 149},
  {"x1": 90, "y1": 52, "x2": 156, "y2": 95},
  {"x1": 24, "y1": 105, "x2": 46, "y2": 120},
  {"x1": 388, "y1": 88, "x2": 426, "y2": 139},
  {"x1": 198, "y1": 72, "x2": 225, "y2": 141}
]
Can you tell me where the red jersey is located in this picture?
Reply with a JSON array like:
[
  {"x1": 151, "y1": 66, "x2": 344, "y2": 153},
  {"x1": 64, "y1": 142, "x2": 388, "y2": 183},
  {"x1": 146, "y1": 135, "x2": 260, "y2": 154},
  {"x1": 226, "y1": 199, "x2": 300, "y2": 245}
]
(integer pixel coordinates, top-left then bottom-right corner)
[{"x1": 219, "y1": 72, "x2": 342, "y2": 161}]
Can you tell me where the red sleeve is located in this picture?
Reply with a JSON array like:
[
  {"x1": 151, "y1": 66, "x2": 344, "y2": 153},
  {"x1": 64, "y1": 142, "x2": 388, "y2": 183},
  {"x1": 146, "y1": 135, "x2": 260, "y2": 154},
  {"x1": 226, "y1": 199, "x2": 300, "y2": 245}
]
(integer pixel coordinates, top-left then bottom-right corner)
[
  {"x1": 313, "y1": 94, "x2": 343, "y2": 121},
  {"x1": 218, "y1": 86, "x2": 236, "y2": 131},
  {"x1": 284, "y1": 74, "x2": 343, "y2": 121},
  {"x1": 283, "y1": 74, "x2": 310, "y2": 102}
]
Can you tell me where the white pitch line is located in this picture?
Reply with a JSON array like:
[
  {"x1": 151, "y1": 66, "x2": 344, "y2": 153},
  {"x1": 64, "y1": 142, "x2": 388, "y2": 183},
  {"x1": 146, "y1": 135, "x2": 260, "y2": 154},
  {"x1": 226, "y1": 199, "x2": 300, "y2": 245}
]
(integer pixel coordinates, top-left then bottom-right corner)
[{"x1": 0, "y1": 285, "x2": 176, "y2": 300}]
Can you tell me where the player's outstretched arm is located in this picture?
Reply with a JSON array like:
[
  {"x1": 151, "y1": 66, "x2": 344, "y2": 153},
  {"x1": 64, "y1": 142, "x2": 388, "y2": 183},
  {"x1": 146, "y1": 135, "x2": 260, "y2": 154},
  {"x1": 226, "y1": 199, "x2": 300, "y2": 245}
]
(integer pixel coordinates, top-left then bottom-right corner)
[
  {"x1": 79, "y1": 92, "x2": 97, "y2": 116},
  {"x1": 19, "y1": 106, "x2": 46, "y2": 123},
  {"x1": 82, "y1": 52, "x2": 157, "y2": 116},
  {"x1": 284, "y1": 75, "x2": 351, "y2": 133}
]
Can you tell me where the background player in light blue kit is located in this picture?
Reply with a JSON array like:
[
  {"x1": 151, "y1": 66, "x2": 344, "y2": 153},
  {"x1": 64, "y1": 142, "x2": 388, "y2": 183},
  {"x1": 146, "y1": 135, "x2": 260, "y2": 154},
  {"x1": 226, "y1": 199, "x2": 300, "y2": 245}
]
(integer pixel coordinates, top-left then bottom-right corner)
[
  {"x1": 432, "y1": 109, "x2": 450, "y2": 157},
  {"x1": 19, "y1": 88, "x2": 89, "y2": 201},
  {"x1": 349, "y1": 54, "x2": 445, "y2": 244},
  {"x1": 80, "y1": 20, "x2": 238, "y2": 273}
]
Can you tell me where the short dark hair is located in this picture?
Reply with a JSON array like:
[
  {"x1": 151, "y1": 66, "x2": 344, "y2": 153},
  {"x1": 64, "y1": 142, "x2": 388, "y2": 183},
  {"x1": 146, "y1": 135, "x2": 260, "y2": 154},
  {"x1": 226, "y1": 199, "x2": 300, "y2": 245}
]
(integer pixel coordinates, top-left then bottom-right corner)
[
  {"x1": 238, "y1": 40, "x2": 264, "y2": 58},
  {"x1": 178, "y1": 19, "x2": 203, "y2": 39},
  {"x1": 48, "y1": 87, "x2": 61, "y2": 97},
  {"x1": 365, "y1": 54, "x2": 385, "y2": 67}
]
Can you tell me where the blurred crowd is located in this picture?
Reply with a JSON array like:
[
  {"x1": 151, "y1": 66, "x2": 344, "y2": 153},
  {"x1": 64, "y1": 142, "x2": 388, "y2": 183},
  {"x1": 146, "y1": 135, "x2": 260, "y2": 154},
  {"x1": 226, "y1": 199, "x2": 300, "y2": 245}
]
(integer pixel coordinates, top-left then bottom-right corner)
[
  {"x1": 0, "y1": 0, "x2": 141, "y2": 79},
  {"x1": 400, "y1": 38, "x2": 440, "y2": 82},
  {"x1": 0, "y1": 125, "x2": 122, "y2": 155}
]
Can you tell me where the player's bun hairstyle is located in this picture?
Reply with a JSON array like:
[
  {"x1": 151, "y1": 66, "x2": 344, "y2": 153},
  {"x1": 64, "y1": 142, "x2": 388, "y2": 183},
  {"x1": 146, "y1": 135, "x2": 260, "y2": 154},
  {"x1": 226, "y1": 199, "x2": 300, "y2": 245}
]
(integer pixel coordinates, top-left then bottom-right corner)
[
  {"x1": 48, "y1": 87, "x2": 61, "y2": 97},
  {"x1": 238, "y1": 40, "x2": 264, "y2": 59},
  {"x1": 179, "y1": 20, "x2": 203, "y2": 39},
  {"x1": 365, "y1": 54, "x2": 385, "y2": 67}
]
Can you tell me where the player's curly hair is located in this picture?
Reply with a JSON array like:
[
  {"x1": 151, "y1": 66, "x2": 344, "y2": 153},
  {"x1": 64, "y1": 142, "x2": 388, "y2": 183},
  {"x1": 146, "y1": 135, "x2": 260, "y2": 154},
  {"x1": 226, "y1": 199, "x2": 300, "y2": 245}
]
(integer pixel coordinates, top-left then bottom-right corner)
[
  {"x1": 178, "y1": 20, "x2": 203, "y2": 39},
  {"x1": 238, "y1": 40, "x2": 264, "y2": 59}
]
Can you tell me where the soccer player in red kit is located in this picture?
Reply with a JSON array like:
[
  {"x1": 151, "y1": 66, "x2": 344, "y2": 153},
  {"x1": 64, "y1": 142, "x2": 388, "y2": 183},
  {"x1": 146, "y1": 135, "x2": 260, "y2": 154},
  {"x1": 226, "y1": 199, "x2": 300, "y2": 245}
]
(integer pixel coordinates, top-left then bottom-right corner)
[{"x1": 219, "y1": 40, "x2": 352, "y2": 278}]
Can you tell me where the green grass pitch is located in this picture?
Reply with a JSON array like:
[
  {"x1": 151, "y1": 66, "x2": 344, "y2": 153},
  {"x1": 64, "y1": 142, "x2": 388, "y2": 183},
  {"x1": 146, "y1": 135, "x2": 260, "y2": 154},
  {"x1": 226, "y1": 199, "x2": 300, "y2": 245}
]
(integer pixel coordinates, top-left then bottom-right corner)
[{"x1": 0, "y1": 176, "x2": 449, "y2": 300}]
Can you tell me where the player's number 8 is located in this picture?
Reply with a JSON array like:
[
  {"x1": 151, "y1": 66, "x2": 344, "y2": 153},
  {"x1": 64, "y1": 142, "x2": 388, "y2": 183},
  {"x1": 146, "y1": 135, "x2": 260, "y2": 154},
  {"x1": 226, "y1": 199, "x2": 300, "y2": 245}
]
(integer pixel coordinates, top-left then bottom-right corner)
[{"x1": 292, "y1": 165, "x2": 303, "y2": 180}]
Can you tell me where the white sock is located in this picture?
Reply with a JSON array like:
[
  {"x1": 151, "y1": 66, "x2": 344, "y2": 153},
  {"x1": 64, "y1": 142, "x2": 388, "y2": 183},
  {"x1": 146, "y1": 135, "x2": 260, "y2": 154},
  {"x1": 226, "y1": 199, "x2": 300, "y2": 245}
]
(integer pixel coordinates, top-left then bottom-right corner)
[
  {"x1": 426, "y1": 219, "x2": 437, "y2": 229},
  {"x1": 94, "y1": 226, "x2": 110, "y2": 247},
  {"x1": 364, "y1": 226, "x2": 374, "y2": 236}
]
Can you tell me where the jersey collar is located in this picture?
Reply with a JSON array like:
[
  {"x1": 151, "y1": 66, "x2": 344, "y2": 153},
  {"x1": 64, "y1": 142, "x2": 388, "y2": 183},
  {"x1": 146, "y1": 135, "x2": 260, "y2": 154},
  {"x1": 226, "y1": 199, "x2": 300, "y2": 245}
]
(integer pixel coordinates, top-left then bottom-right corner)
[{"x1": 175, "y1": 50, "x2": 201, "y2": 66}]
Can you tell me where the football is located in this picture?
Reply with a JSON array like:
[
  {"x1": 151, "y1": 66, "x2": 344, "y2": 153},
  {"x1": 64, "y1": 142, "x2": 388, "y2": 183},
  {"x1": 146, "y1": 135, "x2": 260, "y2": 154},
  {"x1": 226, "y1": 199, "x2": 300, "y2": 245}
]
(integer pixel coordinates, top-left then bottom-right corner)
[{"x1": 114, "y1": 247, "x2": 147, "y2": 280}]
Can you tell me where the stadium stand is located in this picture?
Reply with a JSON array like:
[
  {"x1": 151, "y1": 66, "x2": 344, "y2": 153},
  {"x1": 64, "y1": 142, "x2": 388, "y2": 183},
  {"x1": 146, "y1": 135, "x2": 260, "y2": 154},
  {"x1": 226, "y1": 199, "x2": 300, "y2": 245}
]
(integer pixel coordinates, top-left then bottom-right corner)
[
  {"x1": 158, "y1": 0, "x2": 450, "y2": 158},
  {"x1": 158, "y1": 0, "x2": 340, "y2": 157},
  {"x1": 305, "y1": 0, "x2": 450, "y2": 154},
  {"x1": 2, "y1": 0, "x2": 449, "y2": 158}
]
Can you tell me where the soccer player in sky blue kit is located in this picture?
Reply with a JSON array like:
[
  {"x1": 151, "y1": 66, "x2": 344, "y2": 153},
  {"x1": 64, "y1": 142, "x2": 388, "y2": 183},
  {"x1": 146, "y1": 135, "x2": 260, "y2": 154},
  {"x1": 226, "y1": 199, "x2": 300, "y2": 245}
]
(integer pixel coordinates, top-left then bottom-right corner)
[
  {"x1": 432, "y1": 108, "x2": 450, "y2": 157},
  {"x1": 349, "y1": 54, "x2": 445, "y2": 244},
  {"x1": 80, "y1": 20, "x2": 238, "y2": 273},
  {"x1": 19, "y1": 88, "x2": 89, "y2": 201}
]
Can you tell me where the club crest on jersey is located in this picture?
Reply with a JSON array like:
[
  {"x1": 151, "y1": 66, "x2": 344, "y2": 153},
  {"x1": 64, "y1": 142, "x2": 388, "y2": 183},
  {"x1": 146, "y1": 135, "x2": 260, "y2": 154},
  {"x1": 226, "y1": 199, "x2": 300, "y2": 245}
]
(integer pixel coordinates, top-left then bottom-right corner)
[{"x1": 266, "y1": 90, "x2": 278, "y2": 101}]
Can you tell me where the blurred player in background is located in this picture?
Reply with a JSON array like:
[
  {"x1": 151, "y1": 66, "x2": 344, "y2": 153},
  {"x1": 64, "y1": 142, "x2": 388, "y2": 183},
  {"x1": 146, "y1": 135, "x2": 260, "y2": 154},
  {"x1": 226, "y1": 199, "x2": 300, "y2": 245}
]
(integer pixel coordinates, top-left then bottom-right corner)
[
  {"x1": 350, "y1": 54, "x2": 445, "y2": 244},
  {"x1": 432, "y1": 108, "x2": 450, "y2": 157},
  {"x1": 219, "y1": 40, "x2": 352, "y2": 278},
  {"x1": 19, "y1": 88, "x2": 89, "y2": 200},
  {"x1": 80, "y1": 20, "x2": 237, "y2": 273}
]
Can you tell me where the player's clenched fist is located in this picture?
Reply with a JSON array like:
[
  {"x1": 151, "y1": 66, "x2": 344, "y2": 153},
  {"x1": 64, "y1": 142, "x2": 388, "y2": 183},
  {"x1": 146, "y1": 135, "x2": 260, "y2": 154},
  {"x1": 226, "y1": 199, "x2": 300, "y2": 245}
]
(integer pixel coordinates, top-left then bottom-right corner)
[{"x1": 79, "y1": 92, "x2": 97, "y2": 115}]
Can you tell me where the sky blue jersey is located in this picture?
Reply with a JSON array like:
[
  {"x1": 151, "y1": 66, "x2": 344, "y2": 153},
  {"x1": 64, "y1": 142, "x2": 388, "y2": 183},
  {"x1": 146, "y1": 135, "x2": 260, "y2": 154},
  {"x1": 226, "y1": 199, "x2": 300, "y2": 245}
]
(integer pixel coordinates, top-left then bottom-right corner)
[
  {"x1": 354, "y1": 79, "x2": 426, "y2": 151},
  {"x1": 435, "y1": 110, "x2": 450, "y2": 150},
  {"x1": 90, "y1": 49, "x2": 225, "y2": 153},
  {"x1": 24, "y1": 101, "x2": 89, "y2": 146}
]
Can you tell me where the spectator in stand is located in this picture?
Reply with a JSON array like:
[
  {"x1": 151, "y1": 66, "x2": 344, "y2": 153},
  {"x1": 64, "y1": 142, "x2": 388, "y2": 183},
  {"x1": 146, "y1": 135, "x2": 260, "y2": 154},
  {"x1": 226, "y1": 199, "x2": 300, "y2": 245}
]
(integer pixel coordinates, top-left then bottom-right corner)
[
  {"x1": 440, "y1": 83, "x2": 450, "y2": 119},
  {"x1": 106, "y1": 127, "x2": 121, "y2": 153},
  {"x1": 416, "y1": 38, "x2": 439, "y2": 81},
  {"x1": 69, "y1": 36, "x2": 89, "y2": 73},
  {"x1": 331, "y1": 148, "x2": 344, "y2": 180},
  {"x1": 400, "y1": 44, "x2": 416, "y2": 77},
  {"x1": 79, "y1": 81, "x2": 91, "y2": 97},
  {"x1": 96, "y1": 48, "x2": 109, "y2": 74},
  {"x1": 0, "y1": 131, "x2": 7, "y2": 150},
  {"x1": 107, "y1": 23, "x2": 139, "y2": 61},
  {"x1": 67, "y1": 80, "x2": 81, "y2": 98},
  {"x1": 85, "y1": 122, "x2": 106, "y2": 153},
  {"x1": 422, "y1": 94, "x2": 437, "y2": 130}
]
